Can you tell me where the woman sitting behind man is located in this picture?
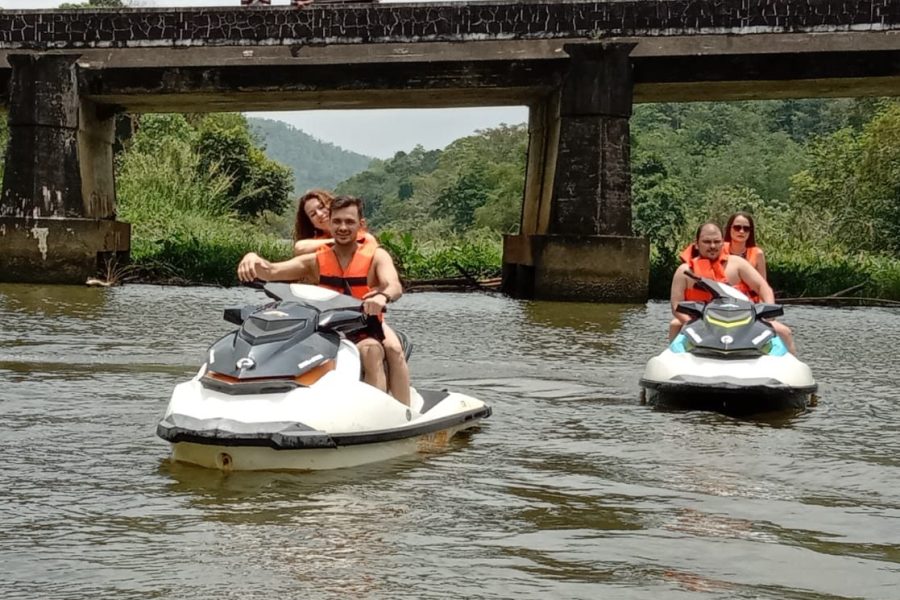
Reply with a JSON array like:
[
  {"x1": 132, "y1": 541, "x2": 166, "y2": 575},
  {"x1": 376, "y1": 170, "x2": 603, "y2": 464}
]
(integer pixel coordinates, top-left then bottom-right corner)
[
  {"x1": 724, "y1": 211, "x2": 766, "y2": 281},
  {"x1": 292, "y1": 189, "x2": 411, "y2": 406}
]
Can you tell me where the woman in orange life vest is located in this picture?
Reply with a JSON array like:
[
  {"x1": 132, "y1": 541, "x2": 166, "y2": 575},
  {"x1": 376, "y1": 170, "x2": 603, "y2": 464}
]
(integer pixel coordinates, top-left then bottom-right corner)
[
  {"x1": 291, "y1": 190, "x2": 411, "y2": 406},
  {"x1": 724, "y1": 211, "x2": 767, "y2": 281}
]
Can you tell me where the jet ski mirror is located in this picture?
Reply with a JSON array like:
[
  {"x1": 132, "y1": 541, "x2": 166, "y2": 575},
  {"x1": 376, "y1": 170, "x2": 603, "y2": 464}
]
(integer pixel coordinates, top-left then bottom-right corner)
[
  {"x1": 755, "y1": 304, "x2": 784, "y2": 319},
  {"x1": 675, "y1": 301, "x2": 706, "y2": 320},
  {"x1": 223, "y1": 305, "x2": 262, "y2": 326}
]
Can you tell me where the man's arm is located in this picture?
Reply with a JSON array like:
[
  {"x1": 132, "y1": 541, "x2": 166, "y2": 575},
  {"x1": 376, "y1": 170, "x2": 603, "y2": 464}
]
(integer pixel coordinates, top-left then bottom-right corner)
[
  {"x1": 237, "y1": 252, "x2": 317, "y2": 283},
  {"x1": 670, "y1": 264, "x2": 691, "y2": 323},
  {"x1": 736, "y1": 258, "x2": 774, "y2": 303},
  {"x1": 361, "y1": 248, "x2": 403, "y2": 316}
]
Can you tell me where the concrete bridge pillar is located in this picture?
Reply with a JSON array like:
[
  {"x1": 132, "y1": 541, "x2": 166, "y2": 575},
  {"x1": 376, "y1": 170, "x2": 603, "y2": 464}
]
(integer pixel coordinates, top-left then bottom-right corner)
[
  {"x1": 503, "y1": 42, "x2": 649, "y2": 302},
  {"x1": 0, "y1": 54, "x2": 129, "y2": 284}
]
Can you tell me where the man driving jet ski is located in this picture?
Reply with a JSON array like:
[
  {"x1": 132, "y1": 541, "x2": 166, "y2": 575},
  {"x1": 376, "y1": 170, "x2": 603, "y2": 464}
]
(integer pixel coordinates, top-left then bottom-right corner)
[
  {"x1": 237, "y1": 195, "x2": 411, "y2": 405},
  {"x1": 669, "y1": 223, "x2": 797, "y2": 355}
]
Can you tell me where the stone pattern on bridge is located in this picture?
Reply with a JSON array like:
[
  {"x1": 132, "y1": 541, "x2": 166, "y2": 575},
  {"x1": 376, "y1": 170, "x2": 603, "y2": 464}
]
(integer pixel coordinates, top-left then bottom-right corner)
[{"x1": 0, "y1": 1, "x2": 899, "y2": 49}]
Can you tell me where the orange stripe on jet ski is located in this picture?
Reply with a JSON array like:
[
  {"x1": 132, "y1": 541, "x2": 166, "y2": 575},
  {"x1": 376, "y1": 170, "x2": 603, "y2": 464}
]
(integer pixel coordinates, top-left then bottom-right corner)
[{"x1": 294, "y1": 360, "x2": 336, "y2": 386}]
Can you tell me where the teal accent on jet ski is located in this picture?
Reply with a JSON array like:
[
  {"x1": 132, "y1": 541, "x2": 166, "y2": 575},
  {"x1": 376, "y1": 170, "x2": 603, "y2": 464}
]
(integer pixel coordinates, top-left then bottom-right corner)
[
  {"x1": 763, "y1": 336, "x2": 788, "y2": 357},
  {"x1": 669, "y1": 333, "x2": 688, "y2": 353}
]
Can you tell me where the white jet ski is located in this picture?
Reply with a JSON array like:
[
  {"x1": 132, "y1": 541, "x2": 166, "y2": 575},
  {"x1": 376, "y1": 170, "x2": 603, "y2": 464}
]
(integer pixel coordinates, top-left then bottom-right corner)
[
  {"x1": 157, "y1": 282, "x2": 491, "y2": 471},
  {"x1": 640, "y1": 276, "x2": 817, "y2": 414}
]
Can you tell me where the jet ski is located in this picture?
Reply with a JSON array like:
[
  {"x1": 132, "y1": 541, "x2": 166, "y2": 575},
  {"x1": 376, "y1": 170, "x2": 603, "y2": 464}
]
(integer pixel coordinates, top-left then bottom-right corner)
[
  {"x1": 640, "y1": 275, "x2": 817, "y2": 414},
  {"x1": 157, "y1": 282, "x2": 491, "y2": 471}
]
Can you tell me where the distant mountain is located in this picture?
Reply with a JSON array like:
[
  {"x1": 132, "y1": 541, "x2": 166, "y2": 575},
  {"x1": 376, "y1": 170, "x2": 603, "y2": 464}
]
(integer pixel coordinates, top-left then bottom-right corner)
[{"x1": 248, "y1": 117, "x2": 372, "y2": 194}]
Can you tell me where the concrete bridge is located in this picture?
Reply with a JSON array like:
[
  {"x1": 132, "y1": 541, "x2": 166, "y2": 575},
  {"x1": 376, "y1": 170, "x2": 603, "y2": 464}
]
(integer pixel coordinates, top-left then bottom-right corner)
[{"x1": 2, "y1": 0, "x2": 900, "y2": 299}]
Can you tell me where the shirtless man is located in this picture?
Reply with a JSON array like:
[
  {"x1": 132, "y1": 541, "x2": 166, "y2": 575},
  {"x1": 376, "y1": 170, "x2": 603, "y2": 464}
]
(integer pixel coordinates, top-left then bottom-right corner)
[{"x1": 670, "y1": 223, "x2": 797, "y2": 355}]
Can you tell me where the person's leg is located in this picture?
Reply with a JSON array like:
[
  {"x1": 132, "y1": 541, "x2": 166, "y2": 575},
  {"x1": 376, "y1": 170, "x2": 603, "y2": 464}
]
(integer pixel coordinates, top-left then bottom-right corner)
[
  {"x1": 770, "y1": 320, "x2": 797, "y2": 355},
  {"x1": 356, "y1": 338, "x2": 387, "y2": 391},
  {"x1": 381, "y1": 323, "x2": 411, "y2": 406},
  {"x1": 668, "y1": 318, "x2": 683, "y2": 340}
]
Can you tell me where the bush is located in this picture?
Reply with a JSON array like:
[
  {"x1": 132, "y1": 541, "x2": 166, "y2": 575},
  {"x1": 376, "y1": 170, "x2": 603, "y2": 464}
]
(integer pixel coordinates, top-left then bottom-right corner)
[{"x1": 378, "y1": 229, "x2": 501, "y2": 280}]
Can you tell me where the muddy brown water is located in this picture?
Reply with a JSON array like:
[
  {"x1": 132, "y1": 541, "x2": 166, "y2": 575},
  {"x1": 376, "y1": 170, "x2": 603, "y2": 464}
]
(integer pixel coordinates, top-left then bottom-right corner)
[{"x1": 1, "y1": 283, "x2": 898, "y2": 599}]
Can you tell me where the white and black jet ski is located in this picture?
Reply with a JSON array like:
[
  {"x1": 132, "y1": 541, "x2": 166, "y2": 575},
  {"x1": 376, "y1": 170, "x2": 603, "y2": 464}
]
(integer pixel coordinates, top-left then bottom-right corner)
[
  {"x1": 640, "y1": 276, "x2": 817, "y2": 414},
  {"x1": 157, "y1": 282, "x2": 491, "y2": 471}
]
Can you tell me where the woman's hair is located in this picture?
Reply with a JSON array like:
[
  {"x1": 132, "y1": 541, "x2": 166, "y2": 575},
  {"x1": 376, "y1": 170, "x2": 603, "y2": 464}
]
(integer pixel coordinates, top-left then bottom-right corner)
[
  {"x1": 724, "y1": 212, "x2": 757, "y2": 247},
  {"x1": 292, "y1": 189, "x2": 335, "y2": 243}
]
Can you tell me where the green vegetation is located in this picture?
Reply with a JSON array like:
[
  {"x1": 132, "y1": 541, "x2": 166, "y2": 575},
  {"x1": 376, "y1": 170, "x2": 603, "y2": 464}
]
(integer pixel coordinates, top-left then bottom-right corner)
[
  {"x1": 1, "y1": 95, "x2": 898, "y2": 296},
  {"x1": 630, "y1": 99, "x2": 900, "y2": 298},
  {"x1": 116, "y1": 113, "x2": 291, "y2": 285},
  {"x1": 248, "y1": 118, "x2": 372, "y2": 194},
  {"x1": 332, "y1": 124, "x2": 525, "y2": 280}
]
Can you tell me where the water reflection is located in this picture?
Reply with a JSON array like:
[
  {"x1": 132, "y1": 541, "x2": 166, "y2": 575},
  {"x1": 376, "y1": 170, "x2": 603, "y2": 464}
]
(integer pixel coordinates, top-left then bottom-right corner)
[{"x1": 0, "y1": 283, "x2": 112, "y2": 319}]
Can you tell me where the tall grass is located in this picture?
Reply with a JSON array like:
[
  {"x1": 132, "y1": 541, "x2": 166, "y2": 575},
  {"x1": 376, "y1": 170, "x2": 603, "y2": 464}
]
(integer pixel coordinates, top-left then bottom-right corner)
[
  {"x1": 378, "y1": 229, "x2": 501, "y2": 280},
  {"x1": 117, "y1": 125, "x2": 288, "y2": 285}
]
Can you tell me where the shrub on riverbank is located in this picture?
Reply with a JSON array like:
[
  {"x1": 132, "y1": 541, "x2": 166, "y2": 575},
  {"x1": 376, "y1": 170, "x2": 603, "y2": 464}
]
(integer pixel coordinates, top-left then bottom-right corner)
[
  {"x1": 117, "y1": 114, "x2": 290, "y2": 285},
  {"x1": 649, "y1": 246, "x2": 900, "y2": 300},
  {"x1": 377, "y1": 229, "x2": 502, "y2": 281}
]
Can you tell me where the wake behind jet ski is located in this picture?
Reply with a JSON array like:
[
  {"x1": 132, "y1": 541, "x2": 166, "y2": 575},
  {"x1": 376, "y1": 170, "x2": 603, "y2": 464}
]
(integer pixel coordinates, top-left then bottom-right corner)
[
  {"x1": 640, "y1": 275, "x2": 817, "y2": 415},
  {"x1": 157, "y1": 282, "x2": 491, "y2": 471}
]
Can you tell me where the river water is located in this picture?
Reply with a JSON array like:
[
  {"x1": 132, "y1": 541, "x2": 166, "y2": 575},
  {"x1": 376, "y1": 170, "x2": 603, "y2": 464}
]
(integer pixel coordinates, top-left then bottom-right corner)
[{"x1": 0, "y1": 283, "x2": 898, "y2": 599}]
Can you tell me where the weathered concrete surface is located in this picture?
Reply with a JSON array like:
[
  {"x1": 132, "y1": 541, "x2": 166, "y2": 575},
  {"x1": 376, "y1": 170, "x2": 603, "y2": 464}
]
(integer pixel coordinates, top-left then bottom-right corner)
[
  {"x1": 504, "y1": 42, "x2": 645, "y2": 302},
  {"x1": 1, "y1": 2, "x2": 899, "y2": 49},
  {"x1": 550, "y1": 43, "x2": 634, "y2": 238},
  {"x1": 503, "y1": 234, "x2": 649, "y2": 302},
  {"x1": 520, "y1": 95, "x2": 559, "y2": 238},
  {"x1": 0, "y1": 217, "x2": 130, "y2": 284},
  {"x1": 1, "y1": 54, "x2": 117, "y2": 219},
  {"x1": 1, "y1": 54, "x2": 123, "y2": 284},
  {"x1": 1, "y1": 54, "x2": 83, "y2": 218},
  {"x1": 74, "y1": 58, "x2": 565, "y2": 111}
]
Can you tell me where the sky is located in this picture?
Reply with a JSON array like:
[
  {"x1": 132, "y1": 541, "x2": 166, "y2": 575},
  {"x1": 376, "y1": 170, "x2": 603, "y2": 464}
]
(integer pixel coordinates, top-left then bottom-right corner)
[{"x1": 1, "y1": 0, "x2": 527, "y2": 159}]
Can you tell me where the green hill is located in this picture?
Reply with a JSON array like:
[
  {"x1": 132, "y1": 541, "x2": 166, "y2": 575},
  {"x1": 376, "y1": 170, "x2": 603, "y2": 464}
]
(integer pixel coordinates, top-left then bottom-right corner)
[{"x1": 248, "y1": 117, "x2": 372, "y2": 194}]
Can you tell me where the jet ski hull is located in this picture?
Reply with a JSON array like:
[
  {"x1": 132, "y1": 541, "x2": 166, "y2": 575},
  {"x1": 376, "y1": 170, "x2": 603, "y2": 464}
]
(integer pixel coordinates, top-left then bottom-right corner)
[
  {"x1": 165, "y1": 419, "x2": 484, "y2": 472},
  {"x1": 158, "y1": 377, "x2": 490, "y2": 471},
  {"x1": 156, "y1": 283, "x2": 491, "y2": 471},
  {"x1": 641, "y1": 351, "x2": 817, "y2": 415}
]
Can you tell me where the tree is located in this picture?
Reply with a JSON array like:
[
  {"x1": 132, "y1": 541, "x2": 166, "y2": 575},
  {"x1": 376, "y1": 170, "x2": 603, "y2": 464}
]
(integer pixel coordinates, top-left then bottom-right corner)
[
  {"x1": 631, "y1": 150, "x2": 687, "y2": 256},
  {"x1": 435, "y1": 166, "x2": 492, "y2": 231},
  {"x1": 194, "y1": 114, "x2": 293, "y2": 217}
]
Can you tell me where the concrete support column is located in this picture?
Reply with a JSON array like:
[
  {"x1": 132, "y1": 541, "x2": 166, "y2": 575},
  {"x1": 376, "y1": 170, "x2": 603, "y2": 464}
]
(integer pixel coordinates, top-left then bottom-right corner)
[
  {"x1": 503, "y1": 42, "x2": 649, "y2": 302},
  {"x1": 0, "y1": 54, "x2": 129, "y2": 284}
]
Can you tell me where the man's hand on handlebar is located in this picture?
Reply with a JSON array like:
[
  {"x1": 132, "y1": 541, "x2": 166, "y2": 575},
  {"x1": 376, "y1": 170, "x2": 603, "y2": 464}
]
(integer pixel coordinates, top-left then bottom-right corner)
[
  {"x1": 237, "y1": 253, "x2": 271, "y2": 283},
  {"x1": 361, "y1": 289, "x2": 389, "y2": 316}
]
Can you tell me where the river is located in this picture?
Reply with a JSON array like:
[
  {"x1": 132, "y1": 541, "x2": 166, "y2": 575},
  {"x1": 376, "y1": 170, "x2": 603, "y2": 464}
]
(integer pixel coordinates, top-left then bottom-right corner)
[{"x1": 1, "y1": 283, "x2": 898, "y2": 599}]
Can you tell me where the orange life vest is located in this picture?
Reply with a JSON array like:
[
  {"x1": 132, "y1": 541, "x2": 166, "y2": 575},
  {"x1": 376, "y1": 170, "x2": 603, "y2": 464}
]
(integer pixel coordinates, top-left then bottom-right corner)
[
  {"x1": 316, "y1": 237, "x2": 377, "y2": 300},
  {"x1": 724, "y1": 242, "x2": 762, "y2": 301},
  {"x1": 723, "y1": 242, "x2": 761, "y2": 269},
  {"x1": 679, "y1": 244, "x2": 752, "y2": 302}
]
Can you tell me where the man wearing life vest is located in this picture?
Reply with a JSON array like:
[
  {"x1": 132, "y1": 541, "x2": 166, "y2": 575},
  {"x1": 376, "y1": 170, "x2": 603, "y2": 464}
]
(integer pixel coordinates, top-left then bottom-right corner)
[
  {"x1": 670, "y1": 223, "x2": 797, "y2": 355},
  {"x1": 237, "y1": 195, "x2": 410, "y2": 405}
]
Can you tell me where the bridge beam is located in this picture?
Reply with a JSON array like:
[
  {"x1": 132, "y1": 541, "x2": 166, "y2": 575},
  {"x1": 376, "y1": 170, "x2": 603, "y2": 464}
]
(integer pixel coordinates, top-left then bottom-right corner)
[
  {"x1": 504, "y1": 42, "x2": 649, "y2": 302},
  {"x1": 0, "y1": 54, "x2": 129, "y2": 284}
]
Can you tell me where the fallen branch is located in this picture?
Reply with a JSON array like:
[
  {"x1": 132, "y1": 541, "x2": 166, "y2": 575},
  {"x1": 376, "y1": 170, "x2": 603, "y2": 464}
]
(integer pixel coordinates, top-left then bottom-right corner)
[
  {"x1": 827, "y1": 282, "x2": 866, "y2": 297},
  {"x1": 778, "y1": 296, "x2": 900, "y2": 307}
]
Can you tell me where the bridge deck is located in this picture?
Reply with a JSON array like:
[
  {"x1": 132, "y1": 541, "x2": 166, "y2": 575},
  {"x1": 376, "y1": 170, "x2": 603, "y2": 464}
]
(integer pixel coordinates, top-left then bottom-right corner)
[{"x1": 2, "y1": 1, "x2": 900, "y2": 108}]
